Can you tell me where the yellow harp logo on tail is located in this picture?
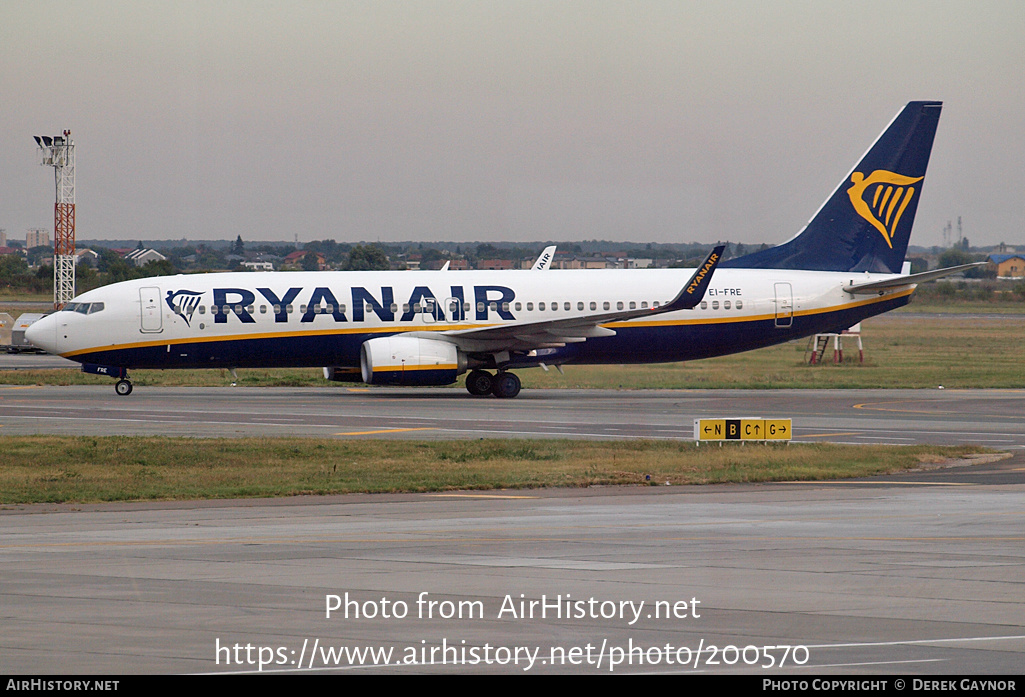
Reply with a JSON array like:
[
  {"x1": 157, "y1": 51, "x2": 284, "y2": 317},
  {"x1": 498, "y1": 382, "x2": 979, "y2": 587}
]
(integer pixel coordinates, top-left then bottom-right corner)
[{"x1": 846, "y1": 170, "x2": 924, "y2": 248}]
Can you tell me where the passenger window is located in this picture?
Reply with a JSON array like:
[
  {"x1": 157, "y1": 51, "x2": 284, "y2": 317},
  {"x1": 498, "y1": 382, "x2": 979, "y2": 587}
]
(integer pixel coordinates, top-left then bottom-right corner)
[
  {"x1": 724, "y1": 300, "x2": 731, "y2": 310},
  {"x1": 653, "y1": 301, "x2": 660, "y2": 308},
  {"x1": 551, "y1": 301, "x2": 557, "y2": 311},
  {"x1": 603, "y1": 301, "x2": 610, "y2": 310},
  {"x1": 736, "y1": 300, "x2": 743, "y2": 309},
  {"x1": 527, "y1": 302, "x2": 534, "y2": 311},
  {"x1": 577, "y1": 302, "x2": 584, "y2": 311},
  {"x1": 477, "y1": 302, "x2": 485, "y2": 313},
  {"x1": 514, "y1": 302, "x2": 522, "y2": 311},
  {"x1": 259, "y1": 305, "x2": 267, "y2": 314},
  {"x1": 199, "y1": 305, "x2": 206, "y2": 315},
  {"x1": 590, "y1": 302, "x2": 597, "y2": 310},
  {"x1": 286, "y1": 305, "x2": 293, "y2": 314},
  {"x1": 564, "y1": 302, "x2": 570, "y2": 311},
  {"x1": 617, "y1": 301, "x2": 624, "y2": 310},
  {"x1": 502, "y1": 302, "x2": 510, "y2": 312},
  {"x1": 641, "y1": 301, "x2": 648, "y2": 309},
  {"x1": 539, "y1": 302, "x2": 545, "y2": 311},
  {"x1": 700, "y1": 301, "x2": 707, "y2": 310},
  {"x1": 272, "y1": 304, "x2": 280, "y2": 314},
  {"x1": 712, "y1": 301, "x2": 719, "y2": 310},
  {"x1": 629, "y1": 301, "x2": 636, "y2": 309},
  {"x1": 300, "y1": 305, "x2": 307, "y2": 314},
  {"x1": 390, "y1": 303, "x2": 398, "y2": 313}
]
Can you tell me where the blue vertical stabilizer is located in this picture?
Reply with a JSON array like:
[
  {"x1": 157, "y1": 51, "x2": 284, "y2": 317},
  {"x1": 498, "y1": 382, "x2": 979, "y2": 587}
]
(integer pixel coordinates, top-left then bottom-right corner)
[{"x1": 724, "y1": 101, "x2": 942, "y2": 273}]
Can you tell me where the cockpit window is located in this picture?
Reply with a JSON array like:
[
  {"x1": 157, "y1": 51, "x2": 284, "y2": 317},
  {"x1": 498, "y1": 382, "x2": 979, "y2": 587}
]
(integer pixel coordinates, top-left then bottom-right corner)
[{"x1": 62, "y1": 302, "x2": 104, "y2": 315}]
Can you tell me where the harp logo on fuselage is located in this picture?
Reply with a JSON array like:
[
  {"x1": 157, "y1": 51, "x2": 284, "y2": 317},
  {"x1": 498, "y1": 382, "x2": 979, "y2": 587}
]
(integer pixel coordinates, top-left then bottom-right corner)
[{"x1": 165, "y1": 289, "x2": 203, "y2": 327}]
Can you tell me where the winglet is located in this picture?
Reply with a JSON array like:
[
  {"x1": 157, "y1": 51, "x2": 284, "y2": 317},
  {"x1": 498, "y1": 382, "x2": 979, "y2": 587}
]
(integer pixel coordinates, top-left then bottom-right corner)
[{"x1": 662, "y1": 245, "x2": 725, "y2": 312}]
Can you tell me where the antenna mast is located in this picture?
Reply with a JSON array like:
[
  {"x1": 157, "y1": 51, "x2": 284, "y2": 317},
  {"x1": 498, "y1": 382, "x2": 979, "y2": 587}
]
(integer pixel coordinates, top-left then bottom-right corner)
[{"x1": 33, "y1": 131, "x2": 76, "y2": 309}]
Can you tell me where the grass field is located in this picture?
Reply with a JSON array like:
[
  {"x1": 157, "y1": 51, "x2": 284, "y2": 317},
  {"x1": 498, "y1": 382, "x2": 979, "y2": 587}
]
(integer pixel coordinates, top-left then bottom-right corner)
[{"x1": 0, "y1": 437, "x2": 989, "y2": 504}]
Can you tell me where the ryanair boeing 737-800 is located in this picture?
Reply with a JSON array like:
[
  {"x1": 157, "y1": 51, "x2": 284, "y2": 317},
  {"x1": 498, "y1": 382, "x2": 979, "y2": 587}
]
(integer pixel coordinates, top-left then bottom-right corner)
[{"x1": 26, "y1": 101, "x2": 978, "y2": 398}]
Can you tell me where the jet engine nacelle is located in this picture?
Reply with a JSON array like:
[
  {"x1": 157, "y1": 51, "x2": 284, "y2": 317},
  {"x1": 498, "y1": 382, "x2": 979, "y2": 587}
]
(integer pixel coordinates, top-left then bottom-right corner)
[{"x1": 360, "y1": 336, "x2": 465, "y2": 386}]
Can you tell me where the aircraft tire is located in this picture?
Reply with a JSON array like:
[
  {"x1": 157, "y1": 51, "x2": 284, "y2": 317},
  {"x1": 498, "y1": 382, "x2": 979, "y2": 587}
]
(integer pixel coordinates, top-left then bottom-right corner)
[
  {"x1": 115, "y1": 379, "x2": 133, "y2": 396},
  {"x1": 491, "y1": 371, "x2": 521, "y2": 399},
  {"x1": 465, "y1": 370, "x2": 493, "y2": 396}
]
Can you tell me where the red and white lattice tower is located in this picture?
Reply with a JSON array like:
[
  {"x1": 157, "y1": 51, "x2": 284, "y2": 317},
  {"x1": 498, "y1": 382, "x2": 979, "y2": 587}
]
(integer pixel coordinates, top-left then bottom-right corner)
[{"x1": 33, "y1": 131, "x2": 76, "y2": 309}]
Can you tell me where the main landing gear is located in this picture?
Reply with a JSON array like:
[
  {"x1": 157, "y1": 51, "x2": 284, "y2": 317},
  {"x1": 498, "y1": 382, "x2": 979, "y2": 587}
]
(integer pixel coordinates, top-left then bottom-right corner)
[{"x1": 465, "y1": 369, "x2": 521, "y2": 399}]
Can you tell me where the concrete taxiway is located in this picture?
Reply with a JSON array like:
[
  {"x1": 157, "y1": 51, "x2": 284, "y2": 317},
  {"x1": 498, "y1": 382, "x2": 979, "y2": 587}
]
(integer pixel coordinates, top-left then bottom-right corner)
[
  {"x1": 2, "y1": 469, "x2": 1023, "y2": 674},
  {"x1": 1, "y1": 383, "x2": 1025, "y2": 448},
  {"x1": 2, "y1": 378, "x2": 1023, "y2": 674}
]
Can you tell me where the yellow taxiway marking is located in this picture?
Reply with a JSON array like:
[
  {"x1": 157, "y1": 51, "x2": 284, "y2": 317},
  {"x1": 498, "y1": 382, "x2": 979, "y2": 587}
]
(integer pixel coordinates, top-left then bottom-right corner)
[
  {"x1": 853, "y1": 401, "x2": 955, "y2": 414},
  {"x1": 335, "y1": 427, "x2": 438, "y2": 436},
  {"x1": 346, "y1": 389, "x2": 370, "y2": 392},
  {"x1": 0, "y1": 385, "x2": 42, "y2": 390},
  {"x1": 782, "y1": 480, "x2": 971, "y2": 486},
  {"x1": 800, "y1": 432, "x2": 861, "y2": 438},
  {"x1": 430, "y1": 494, "x2": 539, "y2": 499}
]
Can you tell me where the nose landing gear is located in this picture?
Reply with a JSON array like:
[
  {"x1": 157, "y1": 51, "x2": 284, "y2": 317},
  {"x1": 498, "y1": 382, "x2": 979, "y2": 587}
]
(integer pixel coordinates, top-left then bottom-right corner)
[{"x1": 81, "y1": 363, "x2": 133, "y2": 396}]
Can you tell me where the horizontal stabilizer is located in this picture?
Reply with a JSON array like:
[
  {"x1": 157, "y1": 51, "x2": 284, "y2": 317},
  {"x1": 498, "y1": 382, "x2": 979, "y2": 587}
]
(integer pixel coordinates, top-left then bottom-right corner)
[{"x1": 843, "y1": 262, "x2": 987, "y2": 294}]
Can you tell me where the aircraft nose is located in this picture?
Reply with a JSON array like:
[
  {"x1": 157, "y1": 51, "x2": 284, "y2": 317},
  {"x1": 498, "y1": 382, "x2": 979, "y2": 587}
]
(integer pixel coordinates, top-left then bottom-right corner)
[{"x1": 24, "y1": 313, "x2": 58, "y2": 354}]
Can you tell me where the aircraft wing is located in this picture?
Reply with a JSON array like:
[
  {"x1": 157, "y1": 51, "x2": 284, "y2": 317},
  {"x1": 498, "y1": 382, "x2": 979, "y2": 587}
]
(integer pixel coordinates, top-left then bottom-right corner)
[
  {"x1": 843, "y1": 262, "x2": 988, "y2": 293},
  {"x1": 438, "y1": 246, "x2": 724, "y2": 352}
]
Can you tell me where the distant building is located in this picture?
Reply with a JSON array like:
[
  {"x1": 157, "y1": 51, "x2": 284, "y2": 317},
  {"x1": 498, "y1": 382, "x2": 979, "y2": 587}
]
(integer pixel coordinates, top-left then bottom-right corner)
[
  {"x1": 553, "y1": 256, "x2": 612, "y2": 270},
  {"x1": 26, "y1": 229, "x2": 49, "y2": 249},
  {"x1": 988, "y1": 254, "x2": 1025, "y2": 278},
  {"x1": 477, "y1": 259, "x2": 515, "y2": 270},
  {"x1": 242, "y1": 261, "x2": 274, "y2": 271},
  {"x1": 124, "y1": 248, "x2": 167, "y2": 267},
  {"x1": 74, "y1": 249, "x2": 99, "y2": 267},
  {"x1": 281, "y1": 250, "x2": 326, "y2": 270}
]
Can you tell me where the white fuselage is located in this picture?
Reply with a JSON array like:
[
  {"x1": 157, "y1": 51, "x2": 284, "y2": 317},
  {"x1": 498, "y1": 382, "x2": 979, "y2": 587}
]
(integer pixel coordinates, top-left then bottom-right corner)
[{"x1": 27, "y1": 267, "x2": 912, "y2": 372}]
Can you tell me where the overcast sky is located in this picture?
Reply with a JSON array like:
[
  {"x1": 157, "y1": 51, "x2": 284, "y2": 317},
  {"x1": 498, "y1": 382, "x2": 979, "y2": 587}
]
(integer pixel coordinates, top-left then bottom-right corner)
[{"x1": 2, "y1": 1, "x2": 1023, "y2": 248}]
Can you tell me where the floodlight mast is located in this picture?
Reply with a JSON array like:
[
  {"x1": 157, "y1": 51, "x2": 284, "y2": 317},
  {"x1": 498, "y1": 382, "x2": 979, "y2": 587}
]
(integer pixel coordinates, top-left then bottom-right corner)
[{"x1": 34, "y1": 131, "x2": 75, "y2": 309}]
